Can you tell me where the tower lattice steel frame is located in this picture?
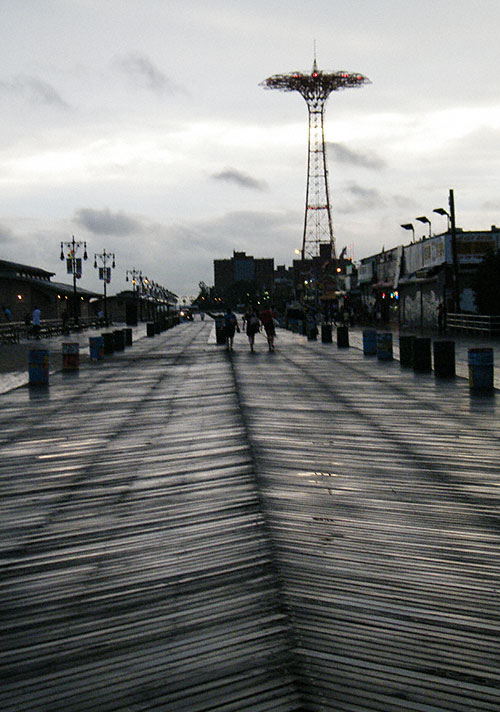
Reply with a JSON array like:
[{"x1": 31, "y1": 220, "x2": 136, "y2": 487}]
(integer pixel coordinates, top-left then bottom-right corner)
[{"x1": 260, "y1": 59, "x2": 370, "y2": 264}]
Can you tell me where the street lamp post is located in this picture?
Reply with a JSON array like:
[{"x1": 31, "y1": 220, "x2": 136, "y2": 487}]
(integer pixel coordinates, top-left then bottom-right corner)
[
  {"x1": 94, "y1": 250, "x2": 115, "y2": 324},
  {"x1": 433, "y1": 189, "x2": 460, "y2": 313},
  {"x1": 400, "y1": 223, "x2": 415, "y2": 242},
  {"x1": 416, "y1": 216, "x2": 432, "y2": 238},
  {"x1": 126, "y1": 269, "x2": 143, "y2": 322},
  {"x1": 60, "y1": 236, "x2": 88, "y2": 322}
]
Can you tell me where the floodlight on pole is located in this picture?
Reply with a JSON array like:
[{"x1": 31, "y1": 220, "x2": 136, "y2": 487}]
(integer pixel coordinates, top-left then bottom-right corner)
[
  {"x1": 416, "y1": 216, "x2": 432, "y2": 238},
  {"x1": 433, "y1": 207, "x2": 451, "y2": 230},
  {"x1": 400, "y1": 223, "x2": 415, "y2": 242}
]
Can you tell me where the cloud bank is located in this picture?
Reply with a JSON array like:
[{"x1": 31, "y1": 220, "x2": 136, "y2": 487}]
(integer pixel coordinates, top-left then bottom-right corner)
[{"x1": 211, "y1": 168, "x2": 268, "y2": 191}]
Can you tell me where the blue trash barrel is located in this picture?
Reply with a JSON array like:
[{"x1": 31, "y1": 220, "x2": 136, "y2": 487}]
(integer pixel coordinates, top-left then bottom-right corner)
[
  {"x1": 376, "y1": 332, "x2": 393, "y2": 361},
  {"x1": 29, "y1": 349, "x2": 49, "y2": 385},
  {"x1": 362, "y1": 329, "x2": 377, "y2": 355},
  {"x1": 62, "y1": 342, "x2": 79, "y2": 371},
  {"x1": 468, "y1": 348, "x2": 494, "y2": 391},
  {"x1": 89, "y1": 336, "x2": 104, "y2": 361}
]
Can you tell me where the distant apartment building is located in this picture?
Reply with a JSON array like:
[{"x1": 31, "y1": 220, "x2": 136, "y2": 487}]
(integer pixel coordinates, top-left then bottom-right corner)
[{"x1": 214, "y1": 251, "x2": 274, "y2": 299}]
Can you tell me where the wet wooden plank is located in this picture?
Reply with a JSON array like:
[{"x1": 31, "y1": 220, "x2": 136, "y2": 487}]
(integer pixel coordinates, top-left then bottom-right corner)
[
  {"x1": 0, "y1": 323, "x2": 302, "y2": 712},
  {"x1": 233, "y1": 328, "x2": 500, "y2": 711}
]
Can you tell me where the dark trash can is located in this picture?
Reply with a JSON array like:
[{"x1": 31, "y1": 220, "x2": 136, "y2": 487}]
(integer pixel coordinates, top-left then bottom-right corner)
[
  {"x1": 102, "y1": 332, "x2": 114, "y2": 354},
  {"x1": 433, "y1": 340, "x2": 455, "y2": 378},
  {"x1": 123, "y1": 328, "x2": 133, "y2": 346},
  {"x1": 307, "y1": 324, "x2": 318, "y2": 341},
  {"x1": 147, "y1": 322, "x2": 155, "y2": 338},
  {"x1": 362, "y1": 329, "x2": 377, "y2": 355},
  {"x1": 413, "y1": 337, "x2": 432, "y2": 373},
  {"x1": 377, "y1": 331, "x2": 392, "y2": 361},
  {"x1": 321, "y1": 324, "x2": 332, "y2": 343},
  {"x1": 399, "y1": 335, "x2": 415, "y2": 367},
  {"x1": 337, "y1": 325, "x2": 349, "y2": 348},
  {"x1": 113, "y1": 329, "x2": 125, "y2": 351},
  {"x1": 154, "y1": 321, "x2": 160, "y2": 334},
  {"x1": 376, "y1": 332, "x2": 393, "y2": 360},
  {"x1": 468, "y1": 348, "x2": 494, "y2": 392}
]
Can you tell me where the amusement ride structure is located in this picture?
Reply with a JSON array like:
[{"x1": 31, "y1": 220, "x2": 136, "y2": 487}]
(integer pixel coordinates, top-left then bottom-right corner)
[{"x1": 260, "y1": 57, "x2": 370, "y2": 300}]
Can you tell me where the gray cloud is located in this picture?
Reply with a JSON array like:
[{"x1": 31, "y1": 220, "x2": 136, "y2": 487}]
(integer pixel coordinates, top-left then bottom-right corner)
[
  {"x1": 74, "y1": 208, "x2": 142, "y2": 236},
  {"x1": 0, "y1": 76, "x2": 69, "y2": 108},
  {"x1": 482, "y1": 199, "x2": 500, "y2": 210},
  {"x1": 0, "y1": 223, "x2": 15, "y2": 244},
  {"x1": 211, "y1": 168, "x2": 268, "y2": 191},
  {"x1": 114, "y1": 52, "x2": 178, "y2": 93},
  {"x1": 328, "y1": 142, "x2": 386, "y2": 170},
  {"x1": 336, "y1": 183, "x2": 385, "y2": 214}
]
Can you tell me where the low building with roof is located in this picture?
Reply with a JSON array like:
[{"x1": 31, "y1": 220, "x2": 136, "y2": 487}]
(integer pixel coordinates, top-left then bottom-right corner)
[{"x1": 0, "y1": 258, "x2": 99, "y2": 323}]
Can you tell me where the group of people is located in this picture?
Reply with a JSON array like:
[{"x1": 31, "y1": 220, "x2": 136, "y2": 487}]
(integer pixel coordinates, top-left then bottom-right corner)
[{"x1": 221, "y1": 305, "x2": 277, "y2": 352}]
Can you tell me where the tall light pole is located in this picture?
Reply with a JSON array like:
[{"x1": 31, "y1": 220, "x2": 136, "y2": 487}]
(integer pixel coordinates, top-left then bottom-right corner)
[
  {"x1": 60, "y1": 236, "x2": 88, "y2": 322},
  {"x1": 433, "y1": 189, "x2": 460, "y2": 313},
  {"x1": 126, "y1": 269, "x2": 143, "y2": 322},
  {"x1": 94, "y1": 249, "x2": 115, "y2": 324},
  {"x1": 416, "y1": 216, "x2": 432, "y2": 238}
]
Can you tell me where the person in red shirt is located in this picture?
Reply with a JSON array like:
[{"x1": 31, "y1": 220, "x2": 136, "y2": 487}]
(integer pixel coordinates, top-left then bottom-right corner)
[{"x1": 260, "y1": 305, "x2": 277, "y2": 351}]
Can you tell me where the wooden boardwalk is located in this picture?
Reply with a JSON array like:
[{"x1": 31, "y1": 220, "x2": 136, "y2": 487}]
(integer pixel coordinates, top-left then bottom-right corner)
[{"x1": 1, "y1": 322, "x2": 499, "y2": 711}]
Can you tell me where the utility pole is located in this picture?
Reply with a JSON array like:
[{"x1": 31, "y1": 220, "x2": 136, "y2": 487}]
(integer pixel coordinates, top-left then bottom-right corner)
[{"x1": 449, "y1": 189, "x2": 460, "y2": 313}]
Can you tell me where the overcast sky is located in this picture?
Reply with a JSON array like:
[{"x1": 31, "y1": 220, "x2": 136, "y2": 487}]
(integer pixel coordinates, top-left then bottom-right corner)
[{"x1": 2, "y1": 0, "x2": 500, "y2": 297}]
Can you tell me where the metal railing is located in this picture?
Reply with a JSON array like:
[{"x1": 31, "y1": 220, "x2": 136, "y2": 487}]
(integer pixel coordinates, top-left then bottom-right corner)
[
  {"x1": 0, "y1": 317, "x2": 108, "y2": 343},
  {"x1": 446, "y1": 313, "x2": 500, "y2": 337}
]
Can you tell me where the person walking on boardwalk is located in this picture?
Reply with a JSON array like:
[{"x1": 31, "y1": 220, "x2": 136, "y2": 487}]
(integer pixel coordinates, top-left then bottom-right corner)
[
  {"x1": 223, "y1": 306, "x2": 240, "y2": 351},
  {"x1": 260, "y1": 304, "x2": 277, "y2": 351},
  {"x1": 32, "y1": 305, "x2": 41, "y2": 339},
  {"x1": 244, "y1": 308, "x2": 260, "y2": 352}
]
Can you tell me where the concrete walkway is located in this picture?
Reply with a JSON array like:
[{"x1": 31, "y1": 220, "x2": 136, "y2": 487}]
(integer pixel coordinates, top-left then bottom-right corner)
[{"x1": 0, "y1": 321, "x2": 499, "y2": 711}]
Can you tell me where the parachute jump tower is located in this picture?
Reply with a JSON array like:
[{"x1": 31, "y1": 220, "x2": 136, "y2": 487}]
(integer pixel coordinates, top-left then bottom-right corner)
[{"x1": 260, "y1": 59, "x2": 370, "y2": 264}]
